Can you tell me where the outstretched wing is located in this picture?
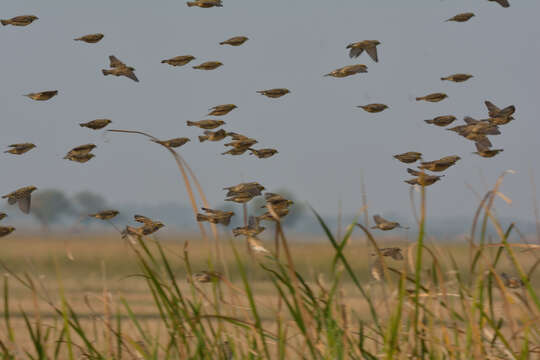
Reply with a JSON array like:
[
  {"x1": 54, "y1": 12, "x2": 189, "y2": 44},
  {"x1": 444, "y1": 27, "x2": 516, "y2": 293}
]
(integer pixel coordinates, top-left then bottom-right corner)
[
  {"x1": 18, "y1": 196, "x2": 31, "y2": 214},
  {"x1": 484, "y1": 101, "x2": 500, "y2": 117},
  {"x1": 124, "y1": 69, "x2": 139, "y2": 82},
  {"x1": 494, "y1": 0, "x2": 510, "y2": 8},
  {"x1": 373, "y1": 215, "x2": 386, "y2": 225},
  {"x1": 134, "y1": 214, "x2": 153, "y2": 224},
  {"x1": 109, "y1": 55, "x2": 125, "y2": 68},
  {"x1": 407, "y1": 168, "x2": 421, "y2": 176},
  {"x1": 365, "y1": 46, "x2": 378, "y2": 62}
]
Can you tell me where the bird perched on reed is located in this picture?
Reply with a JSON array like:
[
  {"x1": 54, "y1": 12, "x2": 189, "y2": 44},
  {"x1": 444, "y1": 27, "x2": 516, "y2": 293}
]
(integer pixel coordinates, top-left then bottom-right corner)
[
  {"x1": 263, "y1": 193, "x2": 293, "y2": 209},
  {"x1": 102, "y1": 56, "x2": 138, "y2": 82},
  {"x1": 445, "y1": 13, "x2": 475, "y2": 22},
  {"x1": 187, "y1": 120, "x2": 225, "y2": 129},
  {"x1": 187, "y1": 0, "x2": 223, "y2": 8},
  {"x1": 220, "y1": 36, "x2": 248, "y2": 46},
  {"x1": 24, "y1": 90, "x2": 58, "y2": 101},
  {"x1": 473, "y1": 143, "x2": 504, "y2": 158},
  {"x1": 193, "y1": 270, "x2": 222, "y2": 283},
  {"x1": 346, "y1": 40, "x2": 380, "y2": 62},
  {"x1": 161, "y1": 55, "x2": 195, "y2": 66},
  {"x1": 0, "y1": 226, "x2": 15, "y2": 238},
  {"x1": 324, "y1": 64, "x2": 367, "y2": 78},
  {"x1": 370, "y1": 215, "x2": 408, "y2": 231},
  {"x1": 5, "y1": 143, "x2": 36, "y2": 155},
  {"x1": 64, "y1": 144, "x2": 96, "y2": 159},
  {"x1": 372, "y1": 247, "x2": 404, "y2": 260},
  {"x1": 196, "y1": 208, "x2": 234, "y2": 226},
  {"x1": 405, "y1": 169, "x2": 444, "y2": 186},
  {"x1": 0, "y1": 213, "x2": 7, "y2": 221},
  {"x1": 424, "y1": 115, "x2": 456, "y2": 127},
  {"x1": 2, "y1": 186, "x2": 37, "y2": 214},
  {"x1": 151, "y1": 137, "x2": 190, "y2": 148},
  {"x1": 193, "y1": 61, "x2": 223, "y2": 70},
  {"x1": 74, "y1": 33, "x2": 104, "y2": 43},
  {"x1": 233, "y1": 217, "x2": 265, "y2": 237},
  {"x1": 80, "y1": 119, "x2": 112, "y2": 130},
  {"x1": 441, "y1": 73, "x2": 473, "y2": 82},
  {"x1": 249, "y1": 148, "x2": 278, "y2": 159},
  {"x1": 89, "y1": 210, "x2": 119, "y2": 220},
  {"x1": 1, "y1": 15, "x2": 38, "y2": 26},
  {"x1": 393, "y1": 152, "x2": 422, "y2": 164},
  {"x1": 257, "y1": 88, "x2": 290, "y2": 98},
  {"x1": 357, "y1": 104, "x2": 388, "y2": 113},
  {"x1": 488, "y1": 0, "x2": 510, "y2": 8},
  {"x1": 419, "y1": 156, "x2": 460, "y2": 172},
  {"x1": 208, "y1": 104, "x2": 237, "y2": 116},
  {"x1": 416, "y1": 93, "x2": 448, "y2": 102},
  {"x1": 199, "y1": 129, "x2": 227, "y2": 142}
]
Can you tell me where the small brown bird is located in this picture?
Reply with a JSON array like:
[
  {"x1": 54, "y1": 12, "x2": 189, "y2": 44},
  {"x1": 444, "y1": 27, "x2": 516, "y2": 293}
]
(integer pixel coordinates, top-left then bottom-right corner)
[
  {"x1": 484, "y1": 100, "x2": 515, "y2": 119},
  {"x1": 24, "y1": 90, "x2": 58, "y2": 101},
  {"x1": 357, "y1": 103, "x2": 388, "y2": 113},
  {"x1": 500, "y1": 272, "x2": 523, "y2": 288},
  {"x1": 233, "y1": 217, "x2": 265, "y2": 237},
  {"x1": 474, "y1": 143, "x2": 503, "y2": 158},
  {"x1": 393, "y1": 152, "x2": 422, "y2": 164},
  {"x1": 186, "y1": 120, "x2": 225, "y2": 129},
  {"x1": 151, "y1": 137, "x2": 190, "y2": 148},
  {"x1": 198, "y1": 129, "x2": 227, "y2": 142},
  {"x1": 186, "y1": 0, "x2": 223, "y2": 8},
  {"x1": 372, "y1": 247, "x2": 404, "y2": 260},
  {"x1": 80, "y1": 119, "x2": 112, "y2": 130},
  {"x1": 222, "y1": 148, "x2": 250, "y2": 156},
  {"x1": 0, "y1": 213, "x2": 7, "y2": 221},
  {"x1": 445, "y1": 13, "x2": 475, "y2": 22},
  {"x1": 74, "y1": 33, "x2": 104, "y2": 43},
  {"x1": 324, "y1": 64, "x2": 367, "y2": 78},
  {"x1": 123, "y1": 222, "x2": 165, "y2": 238},
  {"x1": 161, "y1": 55, "x2": 195, "y2": 66},
  {"x1": 64, "y1": 144, "x2": 96, "y2": 159},
  {"x1": 208, "y1": 104, "x2": 237, "y2": 116},
  {"x1": 419, "y1": 156, "x2": 461, "y2": 172},
  {"x1": 220, "y1": 36, "x2": 248, "y2": 46},
  {"x1": 5, "y1": 143, "x2": 36, "y2": 155},
  {"x1": 441, "y1": 73, "x2": 473, "y2": 82},
  {"x1": 488, "y1": 0, "x2": 510, "y2": 8},
  {"x1": 370, "y1": 215, "x2": 408, "y2": 231},
  {"x1": 193, "y1": 270, "x2": 222, "y2": 283},
  {"x1": 405, "y1": 169, "x2": 444, "y2": 186},
  {"x1": 0, "y1": 226, "x2": 15, "y2": 238},
  {"x1": 424, "y1": 115, "x2": 456, "y2": 127},
  {"x1": 102, "y1": 55, "x2": 138, "y2": 82},
  {"x1": 264, "y1": 193, "x2": 293, "y2": 208},
  {"x1": 1, "y1": 15, "x2": 38, "y2": 26},
  {"x1": 346, "y1": 40, "x2": 380, "y2": 62},
  {"x1": 196, "y1": 207, "x2": 234, "y2": 226},
  {"x1": 416, "y1": 93, "x2": 448, "y2": 102},
  {"x1": 193, "y1": 61, "x2": 223, "y2": 70},
  {"x1": 2, "y1": 186, "x2": 37, "y2": 214},
  {"x1": 89, "y1": 210, "x2": 119, "y2": 220},
  {"x1": 247, "y1": 236, "x2": 270, "y2": 255},
  {"x1": 65, "y1": 153, "x2": 95, "y2": 163},
  {"x1": 249, "y1": 148, "x2": 278, "y2": 159},
  {"x1": 224, "y1": 182, "x2": 265, "y2": 195},
  {"x1": 226, "y1": 132, "x2": 249, "y2": 140},
  {"x1": 225, "y1": 138, "x2": 258, "y2": 148},
  {"x1": 225, "y1": 193, "x2": 255, "y2": 203},
  {"x1": 257, "y1": 88, "x2": 290, "y2": 98}
]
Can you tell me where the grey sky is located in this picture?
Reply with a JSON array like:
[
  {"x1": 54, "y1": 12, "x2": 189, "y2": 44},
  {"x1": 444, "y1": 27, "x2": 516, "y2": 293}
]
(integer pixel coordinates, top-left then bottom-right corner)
[{"x1": 2, "y1": 0, "x2": 540, "y2": 225}]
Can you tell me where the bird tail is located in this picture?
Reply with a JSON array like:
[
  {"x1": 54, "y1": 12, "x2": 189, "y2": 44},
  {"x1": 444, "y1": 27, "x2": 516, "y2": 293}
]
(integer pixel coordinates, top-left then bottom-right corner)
[
  {"x1": 415, "y1": 97, "x2": 423, "y2": 101},
  {"x1": 424, "y1": 119, "x2": 434, "y2": 124},
  {"x1": 219, "y1": 41, "x2": 226, "y2": 45},
  {"x1": 198, "y1": 135, "x2": 208, "y2": 142},
  {"x1": 186, "y1": 1, "x2": 196, "y2": 6},
  {"x1": 102, "y1": 69, "x2": 110, "y2": 76},
  {"x1": 79, "y1": 123, "x2": 87, "y2": 127},
  {"x1": 74, "y1": 37, "x2": 82, "y2": 41},
  {"x1": 186, "y1": 121, "x2": 195, "y2": 126},
  {"x1": 196, "y1": 214, "x2": 209, "y2": 222},
  {"x1": 160, "y1": 60, "x2": 167, "y2": 64},
  {"x1": 441, "y1": 77, "x2": 449, "y2": 80},
  {"x1": 256, "y1": 90, "x2": 264, "y2": 94},
  {"x1": 0, "y1": 20, "x2": 9, "y2": 26}
]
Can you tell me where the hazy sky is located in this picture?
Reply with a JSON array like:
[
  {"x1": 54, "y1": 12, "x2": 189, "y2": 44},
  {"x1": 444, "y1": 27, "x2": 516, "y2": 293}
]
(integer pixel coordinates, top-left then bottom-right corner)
[{"x1": 2, "y1": 0, "x2": 540, "y2": 225}]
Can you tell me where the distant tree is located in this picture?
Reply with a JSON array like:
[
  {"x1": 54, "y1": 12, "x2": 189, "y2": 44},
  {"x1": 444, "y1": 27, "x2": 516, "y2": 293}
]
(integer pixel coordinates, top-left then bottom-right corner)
[
  {"x1": 31, "y1": 189, "x2": 75, "y2": 230},
  {"x1": 73, "y1": 191, "x2": 107, "y2": 215}
]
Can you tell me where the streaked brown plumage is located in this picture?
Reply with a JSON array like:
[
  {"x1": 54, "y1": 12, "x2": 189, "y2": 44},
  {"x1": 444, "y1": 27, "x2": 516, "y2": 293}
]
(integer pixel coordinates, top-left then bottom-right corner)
[
  {"x1": 257, "y1": 88, "x2": 290, "y2": 98},
  {"x1": 2, "y1": 186, "x2": 37, "y2": 214},
  {"x1": 65, "y1": 153, "x2": 95, "y2": 163},
  {"x1": 233, "y1": 217, "x2": 265, "y2": 237},
  {"x1": 445, "y1": 13, "x2": 475, "y2": 22},
  {"x1": 123, "y1": 222, "x2": 165, "y2": 238},
  {"x1": 220, "y1": 36, "x2": 248, "y2": 46},
  {"x1": 488, "y1": 0, "x2": 510, "y2": 8},
  {"x1": 102, "y1": 55, "x2": 138, "y2": 82},
  {"x1": 474, "y1": 143, "x2": 503, "y2": 158},
  {"x1": 370, "y1": 215, "x2": 408, "y2": 231},
  {"x1": 222, "y1": 148, "x2": 250, "y2": 156},
  {"x1": 196, "y1": 207, "x2": 234, "y2": 226},
  {"x1": 24, "y1": 90, "x2": 58, "y2": 101},
  {"x1": 249, "y1": 148, "x2": 278, "y2": 159},
  {"x1": 193, "y1": 270, "x2": 222, "y2": 283},
  {"x1": 199, "y1": 129, "x2": 227, "y2": 142},
  {"x1": 193, "y1": 61, "x2": 223, "y2": 70},
  {"x1": 64, "y1": 144, "x2": 96, "y2": 159},
  {"x1": 258, "y1": 206, "x2": 290, "y2": 221},
  {"x1": 5, "y1": 143, "x2": 36, "y2": 155},
  {"x1": 0, "y1": 213, "x2": 6, "y2": 221},
  {"x1": 89, "y1": 210, "x2": 119, "y2": 220},
  {"x1": 161, "y1": 55, "x2": 195, "y2": 66},
  {"x1": 225, "y1": 139, "x2": 257, "y2": 148},
  {"x1": 357, "y1": 103, "x2": 388, "y2": 113},
  {"x1": 186, "y1": 120, "x2": 225, "y2": 129},
  {"x1": 405, "y1": 169, "x2": 444, "y2": 186},
  {"x1": 226, "y1": 132, "x2": 249, "y2": 140},
  {"x1": 0, "y1": 226, "x2": 15, "y2": 238},
  {"x1": 80, "y1": 119, "x2": 112, "y2": 130},
  {"x1": 186, "y1": 0, "x2": 222, "y2": 8},
  {"x1": 441, "y1": 73, "x2": 473, "y2": 82},
  {"x1": 424, "y1": 115, "x2": 456, "y2": 127},
  {"x1": 346, "y1": 40, "x2": 380, "y2": 62},
  {"x1": 1, "y1": 15, "x2": 38, "y2": 26},
  {"x1": 208, "y1": 104, "x2": 237, "y2": 116},
  {"x1": 485, "y1": 100, "x2": 515, "y2": 118},
  {"x1": 416, "y1": 93, "x2": 448, "y2": 102},
  {"x1": 225, "y1": 193, "x2": 255, "y2": 203},
  {"x1": 224, "y1": 182, "x2": 265, "y2": 195},
  {"x1": 393, "y1": 152, "x2": 422, "y2": 164},
  {"x1": 151, "y1": 137, "x2": 190, "y2": 148},
  {"x1": 324, "y1": 64, "x2": 367, "y2": 78},
  {"x1": 372, "y1": 247, "x2": 404, "y2": 260},
  {"x1": 74, "y1": 33, "x2": 104, "y2": 43},
  {"x1": 419, "y1": 156, "x2": 461, "y2": 172}
]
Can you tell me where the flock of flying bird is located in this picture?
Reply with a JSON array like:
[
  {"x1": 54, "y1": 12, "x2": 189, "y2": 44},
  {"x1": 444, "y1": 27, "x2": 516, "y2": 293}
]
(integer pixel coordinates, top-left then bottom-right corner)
[{"x1": 0, "y1": 0, "x2": 525, "y2": 287}]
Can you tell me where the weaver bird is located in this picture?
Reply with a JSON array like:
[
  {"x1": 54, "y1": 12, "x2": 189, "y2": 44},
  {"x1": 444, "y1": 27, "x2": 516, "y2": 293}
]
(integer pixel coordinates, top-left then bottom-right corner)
[
  {"x1": 24, "y1": 90, "x2": 58, "y2": 101},
  {"x1": 425, "y1": 115, "x2": 456, "y2": 127},
  {"x1": 187, "y1": 120, "x2": 225, "y2": 129},
  {"x1": 473, "y1": 142, "x2": 503, "y2": 158},
  {"x1": 193, "y1": 270, "x2": 222, "y2": 283},
  {"x1": 416, "y1": 93, "x2": 447, "y2": 102},
  {"x1": 208, "y1": 104, "x2": 237, "y2": 116},
  {"x1": 5, "y1": 143, "x2": 35, "y2": 155},
  {"x1": 80, "y1": 119, "x2": 112, "y2": 130},
  {"x1": 357, "y1": 103, "x2": 388, "y2": 113},
  {"x1": 405, "y1": 169, "x2": 444, "y2": 186},
  {"x1": 89, "y1": 210, "x2": 119, "y2": 220},
  {"x1": 393, "y1": 152, "x2": 422, "y2": 164},
  {"x1": 65, "y1": 153, "x2": 95, "y2": 163},
  {"x1": 193, "y1": 61, "x2": 222, "y2": 70},
  {"x1": 187, "y1": 0, "x2": 222, "y2": 8},
  {"x1": 64, "y1": 144, "x2": 96, "y2": 158},
  {"x1": 233, "y1": 216, "x2": 265, "y2": 237},
  {"x1": 249, "y1": 148, "x2": 278, "y2": 159},
  {"x1": 152, "y1": 137, "x2": 190, "y2": 148},
  {"x1": 441, "y1": 73, "x2": 473, "y2": 82},
  {"x1": 224, "y1": 182, "x2": 265, "y2": 195},
  {"x1": 161, "y1": 55, "x2": 195, "y2": 66},
  {"x1": 372, "y1": 247, "x2": 404, "y2": 260},
  {"x1": 445, "y1": 13, "x2": 475, "y2": 22},
  {"x1": 102, "y1": 55, "x2": 138, "y2": 82},
  {"x1": 370, "y1": 215, "x2": 408, "y2": 231},
  {"x1": 488, "y1": 0, "x2": 510, "y2": 8},
  {"x1": 222, "y1": 148, "x2": 250, "y2": 156},
  {"x1": 264, "y1": 193, "x2": 293, "y2": 208},
  {"x1": 196, "y1": 207, "x2": 234, "y2": 226},
  {"x1": 225, "y1": 138, "x2": 257, "y2": 148},
  {"x1": 346, "y1": 40, "x2": 380, "y2": 62},
  {"x1": 2, "y1": 186, "x2": 37, "y2": 214},
  {"x1": 220, "y1": 36, "x2": 248, "y2": 46},
  {"x1": 484, "y1": 100, "x2": 515, "y2": 119},
  {"x1": 419, "y1": 156, "x2": 460, "y2": 172},
  {"x1": 199, "y1": 129, "x2": 227, "y2": 142},
  {"x1": 258, "y1": 206, "x2": 290, "y2": 221},
  {"x1": 0, "y1": 226, "x2": 15, "y2": 238},
  {"x1": 226, "y1": 132, "x2": 249, "y2": 140},
  {"x1": 74, "y1": 33, "x2": 104, "y2": 43},
  {"x1": 324, "y1": 64, "x2": 367, "y2": 78},
  {"x1": 257, "y1": 88, "x2": 290, "y2": 98},
  {"x1": 1, "y1": 15, "x2": 38, "y2": 26}
]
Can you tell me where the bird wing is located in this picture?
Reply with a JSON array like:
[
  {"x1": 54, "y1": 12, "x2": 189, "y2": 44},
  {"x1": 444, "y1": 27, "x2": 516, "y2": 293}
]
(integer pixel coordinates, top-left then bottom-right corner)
[
  {"x1": 134, "y1": 214, "x2": 153, "y2": 224},
  {"x1": 476, "y1": 136, "x2": 492, "y2": 149},
  {"x1": 109, "y1": 55, "x2": 125, "y2": 68},
  {"x1": 495, "y1": 0, "x2": 510, "y2": 7},
  {"x1": 407, "y1": 168, "x2": 421, "y2": 176},
  {"x1": 484, "y1": 101, "x2": 500, "y2": 117},
  {"x1": 18, "y1": 196, "x2": 31, "y2": 214},
  {"x1": 124, "y1": 70, "x2": 139, "y2": 82},
  {"x1": 348, "y1": 47, "x2": 364, "y2": 58},
  {"x1": 498, "y1": 105, "x2": 515, "y2": 117},
  {"x1": 463, "y1": 116, "x2": 479, "y2": 124},
  {"x1": 365, "y1": 46, "x2": 379, "y2": 62},
  {"x1": 373, "y1": 215, "x2": 386, "y2": 225}
]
